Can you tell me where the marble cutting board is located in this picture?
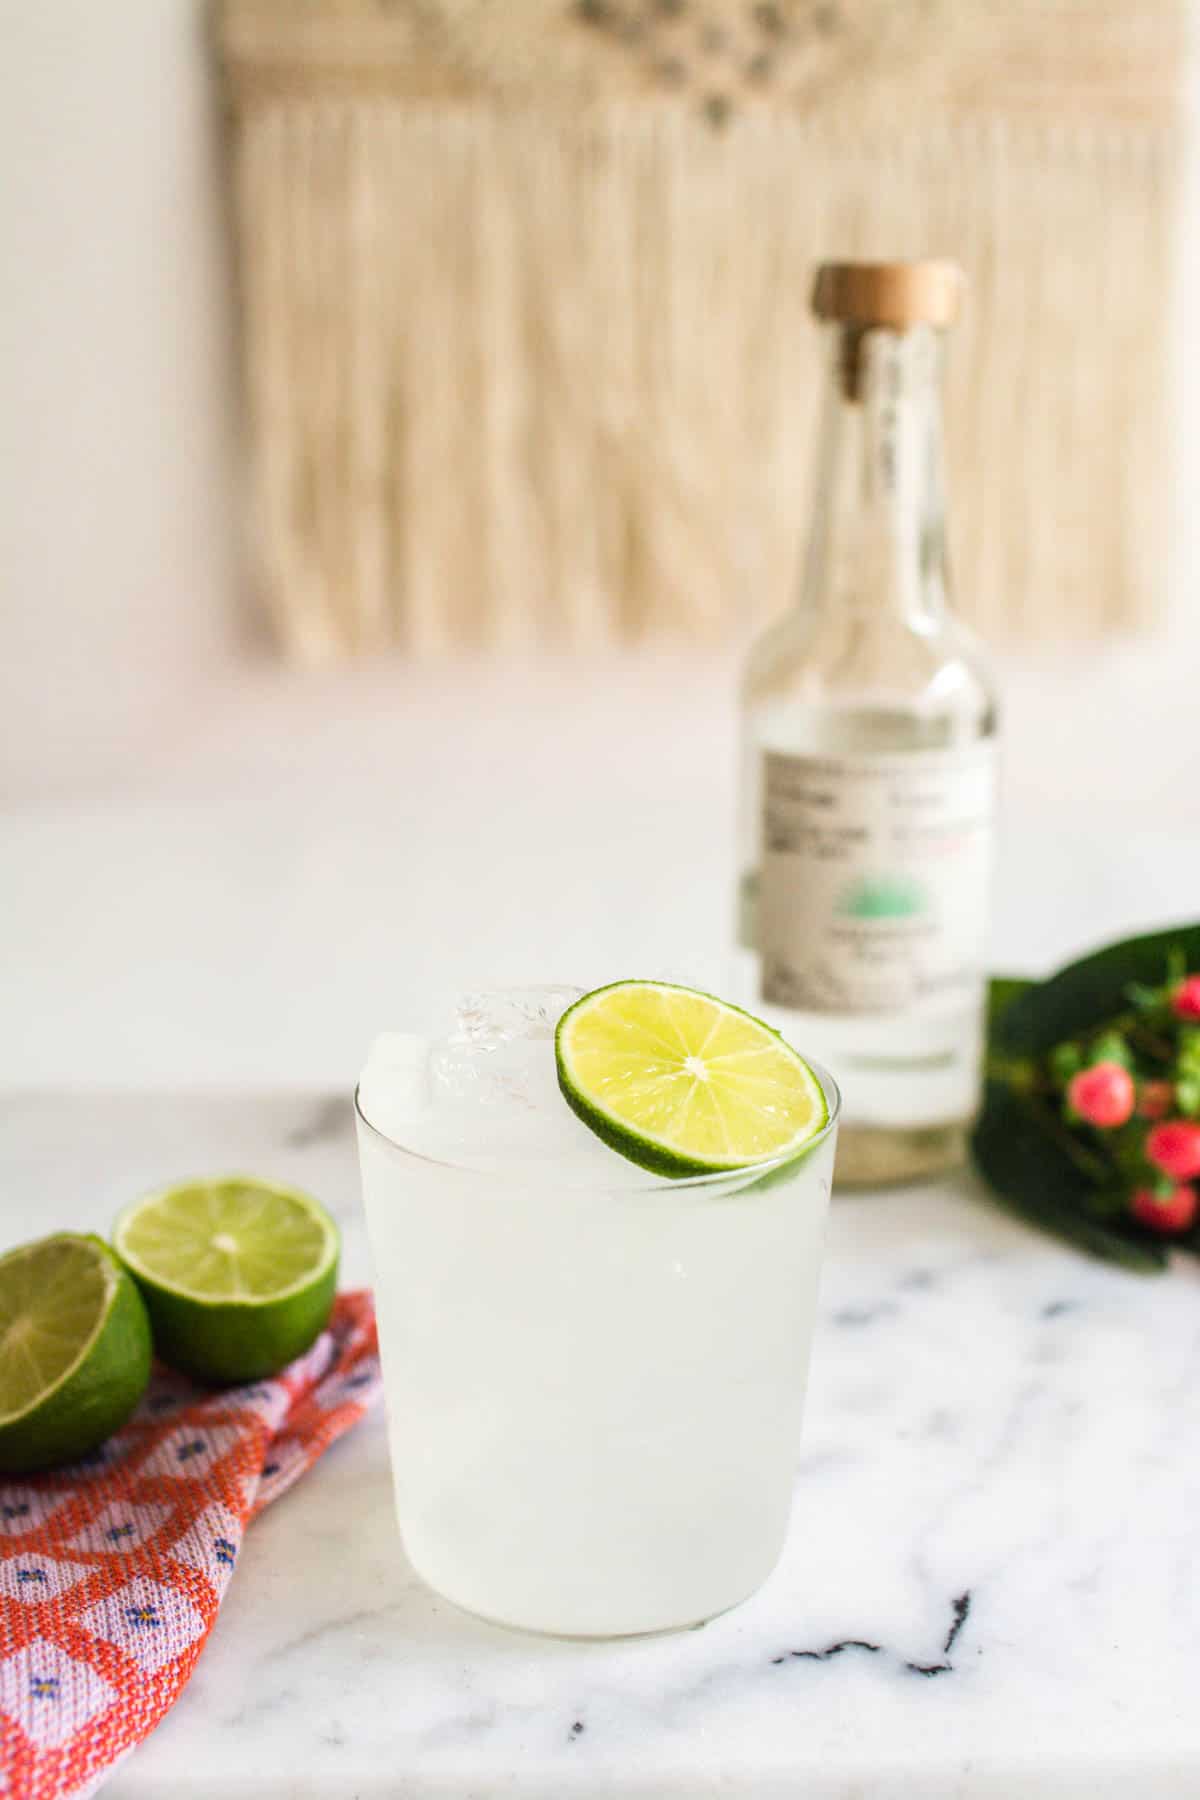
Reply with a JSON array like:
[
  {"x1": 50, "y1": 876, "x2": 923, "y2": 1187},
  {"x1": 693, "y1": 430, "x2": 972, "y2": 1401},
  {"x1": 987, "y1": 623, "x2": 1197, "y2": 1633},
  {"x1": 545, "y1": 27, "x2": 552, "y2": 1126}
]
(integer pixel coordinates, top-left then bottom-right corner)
[{"x1": 2, "y1": 1090, "x2": 1198, "y2": 1799}]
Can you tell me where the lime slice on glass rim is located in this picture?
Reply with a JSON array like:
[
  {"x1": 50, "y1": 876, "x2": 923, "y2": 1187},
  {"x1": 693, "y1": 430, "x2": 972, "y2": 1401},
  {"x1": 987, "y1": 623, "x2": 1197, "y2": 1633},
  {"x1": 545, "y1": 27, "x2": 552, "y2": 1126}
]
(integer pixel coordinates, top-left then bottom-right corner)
[
  {"x1": 555, "y1": 980, "x2": 828, "y2": 1176},
  {"x1": 0, "y1": 1233, "x2": 152, "y2": 1474},
  {"x1": 114, "y1": 1177, "x2": 339, "y2": 1385}
]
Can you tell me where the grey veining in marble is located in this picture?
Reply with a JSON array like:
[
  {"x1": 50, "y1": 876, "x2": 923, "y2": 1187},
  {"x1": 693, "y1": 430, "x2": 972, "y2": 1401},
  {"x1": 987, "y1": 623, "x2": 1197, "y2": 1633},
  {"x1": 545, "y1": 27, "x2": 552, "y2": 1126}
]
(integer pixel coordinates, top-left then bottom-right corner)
[{"x1": 3, "y1": 1091, "x2": 1199, "y2": 1798}]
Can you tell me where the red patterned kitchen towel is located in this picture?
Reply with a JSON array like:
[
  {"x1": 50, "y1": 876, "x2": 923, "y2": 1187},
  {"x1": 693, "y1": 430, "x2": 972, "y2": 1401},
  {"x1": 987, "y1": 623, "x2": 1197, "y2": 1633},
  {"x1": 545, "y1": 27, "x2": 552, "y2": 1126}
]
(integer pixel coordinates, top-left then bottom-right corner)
[{"x1": 0, "y1": 1290, "x2": 380, "y2": 1800}]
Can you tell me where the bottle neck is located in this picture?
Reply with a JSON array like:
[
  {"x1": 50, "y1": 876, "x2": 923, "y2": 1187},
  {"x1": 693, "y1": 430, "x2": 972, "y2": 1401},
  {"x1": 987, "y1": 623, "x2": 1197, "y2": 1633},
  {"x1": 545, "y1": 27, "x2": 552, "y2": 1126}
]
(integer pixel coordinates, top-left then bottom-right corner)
[{"x1": 802, "y1": 321, "x2": 950, "y2": 626}]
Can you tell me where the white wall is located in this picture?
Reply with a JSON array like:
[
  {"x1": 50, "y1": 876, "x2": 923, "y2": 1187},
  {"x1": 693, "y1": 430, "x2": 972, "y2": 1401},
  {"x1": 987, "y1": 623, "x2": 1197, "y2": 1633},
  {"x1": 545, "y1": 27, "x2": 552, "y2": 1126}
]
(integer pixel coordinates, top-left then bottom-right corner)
[
  {"x1": 0, "y1": 0, "x2": 240, "y2": 798},
  {"x1": 0, "y1": 6, "x2": 1195, "y2": 806}
]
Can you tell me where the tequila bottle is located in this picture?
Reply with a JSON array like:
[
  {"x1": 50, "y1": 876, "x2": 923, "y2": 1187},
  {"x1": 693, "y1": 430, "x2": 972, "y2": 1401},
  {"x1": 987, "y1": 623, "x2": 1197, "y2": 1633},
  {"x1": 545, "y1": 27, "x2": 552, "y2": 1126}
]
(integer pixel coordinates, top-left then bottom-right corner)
[{"x1": 738, "y1": 261, "x2": 998, "y2": 1185}]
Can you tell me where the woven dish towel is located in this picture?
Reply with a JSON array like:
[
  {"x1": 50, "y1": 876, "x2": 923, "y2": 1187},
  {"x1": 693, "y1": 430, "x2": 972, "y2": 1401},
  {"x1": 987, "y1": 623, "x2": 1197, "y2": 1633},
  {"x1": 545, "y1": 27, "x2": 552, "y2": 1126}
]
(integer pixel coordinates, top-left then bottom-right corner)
[{"x1": 0, "y1": 1290, "x2": 380, "y2": 1800}]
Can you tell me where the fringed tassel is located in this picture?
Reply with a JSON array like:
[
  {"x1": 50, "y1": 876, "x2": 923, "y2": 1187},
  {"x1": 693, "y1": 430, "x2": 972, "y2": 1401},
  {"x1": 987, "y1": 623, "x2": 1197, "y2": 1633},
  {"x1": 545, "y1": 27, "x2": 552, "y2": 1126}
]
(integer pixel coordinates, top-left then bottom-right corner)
[{"x1": 231, "y1": 105, "x2": 1178, "y2": 659}]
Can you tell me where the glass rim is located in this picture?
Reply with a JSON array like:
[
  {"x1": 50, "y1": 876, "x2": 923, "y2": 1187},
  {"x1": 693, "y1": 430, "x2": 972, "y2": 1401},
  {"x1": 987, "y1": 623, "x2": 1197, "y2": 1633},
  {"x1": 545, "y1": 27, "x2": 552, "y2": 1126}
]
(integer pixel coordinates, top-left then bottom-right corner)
[{"x1": 353, "y1": 1056, "x2": 841, "y2": 1194}]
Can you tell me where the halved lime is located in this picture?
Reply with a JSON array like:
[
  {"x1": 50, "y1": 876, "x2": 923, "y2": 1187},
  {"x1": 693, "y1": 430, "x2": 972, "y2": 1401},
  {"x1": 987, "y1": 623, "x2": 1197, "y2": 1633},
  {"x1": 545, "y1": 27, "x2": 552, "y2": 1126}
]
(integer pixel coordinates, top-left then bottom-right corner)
[
  {"x1": 556, "y1": 980, "x2": 829, "y2": 1176},
  {"x1": 0, "y1": 1234, "x2": 152, "y2": 1474},
  {"x1": 114, "y1": 1177, "x2": 339, "y2": 1385}
]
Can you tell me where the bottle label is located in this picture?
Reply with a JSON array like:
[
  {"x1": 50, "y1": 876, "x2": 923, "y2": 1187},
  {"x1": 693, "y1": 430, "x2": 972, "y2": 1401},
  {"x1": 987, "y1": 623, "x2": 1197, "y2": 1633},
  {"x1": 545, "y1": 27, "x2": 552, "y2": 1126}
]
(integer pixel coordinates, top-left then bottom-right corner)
[{"x1": 759, "y1": 745, "x2": 996, "y2": 1015}]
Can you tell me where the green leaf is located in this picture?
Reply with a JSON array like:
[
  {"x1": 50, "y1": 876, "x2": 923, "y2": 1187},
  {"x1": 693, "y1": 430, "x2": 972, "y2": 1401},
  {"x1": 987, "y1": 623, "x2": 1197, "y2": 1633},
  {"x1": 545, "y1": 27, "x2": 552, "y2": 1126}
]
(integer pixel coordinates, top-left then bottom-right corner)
[
  {"x1": 1049, "y1": 1041, "x2": 1083, "y2": 1085},
  {"x1": 984, "y1": 977, "x2": 1039, "y2": 1088},
  {"x1": 1088, "y1": 1030, "x2": 1133, "y2": 1070},
  {"x1": 1177, "y1": 1078, "x2": 1200, "y2": 1118},
  {"x1": 970, "y1": 1084, "x2": 1167, "y2": 1273},
  {"x1": 1083, "y1": 1185, "x2": 1134, "y2": 1220},
  {"x1": 987, "y1": 975, "x2": 1034, "y2": 1032},
  {"x1": 991, "y1": 924, "x2": 1200, "y2": 1058}
]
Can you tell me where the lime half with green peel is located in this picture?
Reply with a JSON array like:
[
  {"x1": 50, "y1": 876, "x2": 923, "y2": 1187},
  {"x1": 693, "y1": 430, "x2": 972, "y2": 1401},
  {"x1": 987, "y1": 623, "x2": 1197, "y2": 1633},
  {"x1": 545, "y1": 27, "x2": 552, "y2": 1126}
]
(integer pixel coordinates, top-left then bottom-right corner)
[
  {"x1": 114, "y1": 1177, "x2": 339, "y2": 1385},
  {"x1": 0, "y1": 1233, "x2": 152, "y2": 1474},
  {"x1": 556, "y1": 980, "x2": 829, "y2": 1176}
]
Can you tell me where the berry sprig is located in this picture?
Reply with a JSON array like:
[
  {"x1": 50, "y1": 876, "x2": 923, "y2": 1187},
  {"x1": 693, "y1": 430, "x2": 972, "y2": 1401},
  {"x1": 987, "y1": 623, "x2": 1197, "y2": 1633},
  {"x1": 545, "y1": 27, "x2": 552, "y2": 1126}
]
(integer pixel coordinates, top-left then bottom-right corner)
[
  {"x1": 1048, "y1": 965, "x2": 1200, "y2": 1237},
  {"x1": 975, "y1": 927, "x2": 1200, "y2": 1270}
]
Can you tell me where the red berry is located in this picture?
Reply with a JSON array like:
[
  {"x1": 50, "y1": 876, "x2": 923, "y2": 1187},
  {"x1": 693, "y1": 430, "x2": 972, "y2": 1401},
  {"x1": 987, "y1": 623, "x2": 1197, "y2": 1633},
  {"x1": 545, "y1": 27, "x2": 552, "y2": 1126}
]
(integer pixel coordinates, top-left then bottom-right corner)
[
  {"x1": 1131, "y1": 1184, "x2": 1198, "y2": 1235},
  {"x1": 1146, "y1": 1120, "x2": 1200, "y2": 1181},
  {"x1": 1067, "y1": 1061, "x2": 1135, "y2": 1128},
  {"x1": 1137, "y1": 1080, "x2": 1174, "y2": 1121},
  {"x1": 1171, "y1": 976, "x2": 1200, "y2": 1021}
]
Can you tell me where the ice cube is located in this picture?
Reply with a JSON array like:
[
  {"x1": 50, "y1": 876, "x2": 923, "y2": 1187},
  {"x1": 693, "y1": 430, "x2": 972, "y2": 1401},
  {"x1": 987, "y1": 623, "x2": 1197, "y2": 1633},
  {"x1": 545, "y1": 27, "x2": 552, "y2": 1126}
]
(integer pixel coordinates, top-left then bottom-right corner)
[
  {"x1": 356, "y1": 1029, "x2": 431, "y2": 1123},
  {"x1": 428, "y1": 987, "x2": 584, "y2": 1111},
  {"x1": 358, "y1": 989, "x2": 670, "y2": 1185},
  {"x1": 357, "y1": 1032, "x2": 432, "y2": 1142},
  {"x1": 365, "y1": 1032, "x2": 431, "y2": 1081},
  {"x1": 452, "y1": 986, "x2": 584, "y2": 1047},
  {"x1": 429, "y1": 1037, "x2": 555, "y2": 1111}
]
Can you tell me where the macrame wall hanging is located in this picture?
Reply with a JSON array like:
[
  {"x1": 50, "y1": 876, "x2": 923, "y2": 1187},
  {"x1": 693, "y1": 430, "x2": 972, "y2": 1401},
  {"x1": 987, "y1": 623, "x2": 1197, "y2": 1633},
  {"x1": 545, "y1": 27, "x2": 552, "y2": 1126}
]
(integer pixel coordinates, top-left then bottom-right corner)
[{"x1": 219, "y1": 0, "x2": 1186, "y2": 660}]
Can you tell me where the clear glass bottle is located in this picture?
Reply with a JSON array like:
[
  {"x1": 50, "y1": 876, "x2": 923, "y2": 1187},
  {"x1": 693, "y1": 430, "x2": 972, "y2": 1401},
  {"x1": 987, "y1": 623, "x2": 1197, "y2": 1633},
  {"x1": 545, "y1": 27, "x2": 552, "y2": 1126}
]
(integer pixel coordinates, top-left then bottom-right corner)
[{"x1": 737, "y1": 261, "x2": 999, "y2": 1186}]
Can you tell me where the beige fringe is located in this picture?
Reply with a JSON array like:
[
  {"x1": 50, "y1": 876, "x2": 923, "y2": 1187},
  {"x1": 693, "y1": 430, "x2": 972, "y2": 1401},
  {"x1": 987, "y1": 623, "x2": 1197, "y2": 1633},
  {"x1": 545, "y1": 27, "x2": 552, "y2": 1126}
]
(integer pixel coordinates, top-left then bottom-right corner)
[{"x1": 220, "y1": 5, "x2": 1185, "y2": 660}]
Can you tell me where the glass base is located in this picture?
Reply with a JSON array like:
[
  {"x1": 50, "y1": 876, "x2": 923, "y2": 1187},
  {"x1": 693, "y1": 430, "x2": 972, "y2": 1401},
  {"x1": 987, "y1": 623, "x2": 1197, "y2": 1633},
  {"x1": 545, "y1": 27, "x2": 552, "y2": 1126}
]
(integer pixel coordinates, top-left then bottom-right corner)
[
  {"x1": 404, "y1": 1535, "x2": 783, "y2": 1639},
  {"x1": 834, "y1": 1120, "x2": 968, "y2": 1188},
  {"x1": 426, "y1": 1584, "x2": 745, "y2": 1642}
]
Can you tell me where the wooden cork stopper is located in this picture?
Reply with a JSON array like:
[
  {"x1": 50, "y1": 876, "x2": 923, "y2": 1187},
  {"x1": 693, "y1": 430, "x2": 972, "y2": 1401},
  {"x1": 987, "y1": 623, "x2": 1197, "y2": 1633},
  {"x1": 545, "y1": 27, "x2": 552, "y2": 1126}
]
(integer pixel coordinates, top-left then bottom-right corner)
[{"x1": 812, "y1": 260, "x2": 965, "y2": 329}]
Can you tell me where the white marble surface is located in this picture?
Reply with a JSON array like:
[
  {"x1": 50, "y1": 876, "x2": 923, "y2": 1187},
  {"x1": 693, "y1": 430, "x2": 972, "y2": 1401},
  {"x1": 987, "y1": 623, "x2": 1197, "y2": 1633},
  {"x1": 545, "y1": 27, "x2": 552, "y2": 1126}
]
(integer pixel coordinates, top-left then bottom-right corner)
[{"x1": 4, "y1": 1089, "x2": 1200, "y2": 1798}]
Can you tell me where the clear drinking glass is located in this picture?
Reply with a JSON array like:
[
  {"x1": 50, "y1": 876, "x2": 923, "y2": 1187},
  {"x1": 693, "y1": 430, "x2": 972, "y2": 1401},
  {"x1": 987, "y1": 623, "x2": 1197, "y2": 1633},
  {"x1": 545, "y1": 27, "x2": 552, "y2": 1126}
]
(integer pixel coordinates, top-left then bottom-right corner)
[{"x1": 355, "y1": 1064, "x2": 840, "y2": 1638}]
